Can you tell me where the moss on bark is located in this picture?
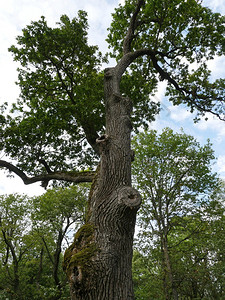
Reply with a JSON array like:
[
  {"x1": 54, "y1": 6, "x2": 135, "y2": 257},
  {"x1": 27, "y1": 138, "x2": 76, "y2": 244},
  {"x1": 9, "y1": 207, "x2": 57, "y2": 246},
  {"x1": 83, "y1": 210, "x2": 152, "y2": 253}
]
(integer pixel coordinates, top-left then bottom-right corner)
[{"x1": 63, "y1": 223, "x2": 98, "y2": 283}]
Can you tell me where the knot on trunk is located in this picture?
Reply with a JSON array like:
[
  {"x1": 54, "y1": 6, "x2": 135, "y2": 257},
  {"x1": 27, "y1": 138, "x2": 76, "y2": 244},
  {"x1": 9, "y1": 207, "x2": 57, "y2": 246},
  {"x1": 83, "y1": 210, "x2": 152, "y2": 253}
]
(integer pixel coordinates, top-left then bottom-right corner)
[
  {"x1": 96, "y1": 134, "x2": 110, "y2": 153},
  {"x1": 112, "y1": 93, "x2": 122, "y2": 103},
  {"x1": 96, "y1": 134, "x2": 109, "y2": 144},
  {"x1": 111, "y1": 94, "x2": 133, "y2": 115},
  {"x1": 117, "y1": 186, "x2": 141, "y2": 210},
  {"x1": 104, "y1": 67, "x2": 115, "y2": 79}
]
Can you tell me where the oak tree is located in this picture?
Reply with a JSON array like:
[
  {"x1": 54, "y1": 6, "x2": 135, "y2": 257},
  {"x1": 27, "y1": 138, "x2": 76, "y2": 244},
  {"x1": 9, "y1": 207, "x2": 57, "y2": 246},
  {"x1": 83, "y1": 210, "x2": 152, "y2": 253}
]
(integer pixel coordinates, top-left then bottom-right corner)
[{"x1": 0, "y1": 1, "x2": 225, "y2": 299}]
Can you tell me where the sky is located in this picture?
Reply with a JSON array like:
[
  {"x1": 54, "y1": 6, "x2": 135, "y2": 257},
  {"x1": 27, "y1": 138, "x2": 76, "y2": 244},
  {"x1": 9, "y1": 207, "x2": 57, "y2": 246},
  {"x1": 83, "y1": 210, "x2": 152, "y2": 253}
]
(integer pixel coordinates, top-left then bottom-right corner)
[{"x1": 0, "y1": 0, "x2": 225, "y2": 196}]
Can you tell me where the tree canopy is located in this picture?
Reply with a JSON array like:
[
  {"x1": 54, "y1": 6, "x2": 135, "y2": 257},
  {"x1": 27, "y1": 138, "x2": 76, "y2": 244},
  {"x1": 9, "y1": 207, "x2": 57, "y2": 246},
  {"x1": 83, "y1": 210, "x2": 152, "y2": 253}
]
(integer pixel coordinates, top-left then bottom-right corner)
[
  {"x1": 132, "y1": 128, "x2": 223, "y2": 299},
  {"x1": 0, "y1": 186, "x2": 87, "y2": 299},
  {"x1": 108, "y1": 0, "x2": 225, "y2": 120},
  {"x1": 0, "y1": 1, "x2": 225, "y2": 299},
  {"x1": 0, "y1": 0, "x2": 225, "y2": 186}
]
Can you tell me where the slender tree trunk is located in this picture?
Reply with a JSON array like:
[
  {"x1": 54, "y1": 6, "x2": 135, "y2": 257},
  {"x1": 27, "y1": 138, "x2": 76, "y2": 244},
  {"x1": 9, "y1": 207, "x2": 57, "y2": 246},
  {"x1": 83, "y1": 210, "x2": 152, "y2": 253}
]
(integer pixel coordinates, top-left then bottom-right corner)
[
  {"x1": 36, "y1": 247, "x2": 44, "y2": 285},
  {"x1": 1, "y1": 230, "x2": 20, "y2": 295},
  {"x1": 53, "y1": 229, "x2": 63, "y2": 288},
  {"x1": 52, "y1": 229, "x2": 64, "y2": 299},
  {"x1": 161, "y1": 236, "x2": 178, "y2": 300},
  {"x1": 63, "y1": 67, "x2": 141, "y2": 299}
]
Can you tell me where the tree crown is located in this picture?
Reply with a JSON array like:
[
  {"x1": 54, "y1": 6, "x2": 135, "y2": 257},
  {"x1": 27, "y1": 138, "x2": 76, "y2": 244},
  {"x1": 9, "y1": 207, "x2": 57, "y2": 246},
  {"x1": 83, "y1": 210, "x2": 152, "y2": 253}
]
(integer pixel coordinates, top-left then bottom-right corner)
[{"x1": 0, "y1": 0, "x2": 224, "y2": 185}]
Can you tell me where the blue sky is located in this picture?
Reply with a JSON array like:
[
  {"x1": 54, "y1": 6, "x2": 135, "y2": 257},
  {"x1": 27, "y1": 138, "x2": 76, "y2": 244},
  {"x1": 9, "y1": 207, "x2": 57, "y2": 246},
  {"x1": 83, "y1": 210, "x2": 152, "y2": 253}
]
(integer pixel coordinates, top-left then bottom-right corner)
[{"x1": 0, "y1": 0, "x2": 225, "y2": 195}]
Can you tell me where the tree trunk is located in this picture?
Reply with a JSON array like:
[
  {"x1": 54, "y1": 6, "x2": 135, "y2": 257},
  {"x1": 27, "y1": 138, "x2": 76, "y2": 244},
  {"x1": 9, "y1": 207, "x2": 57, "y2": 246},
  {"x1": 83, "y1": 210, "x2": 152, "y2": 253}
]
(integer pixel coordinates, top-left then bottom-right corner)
[
  {"x1": 53, "y1": 228, "x2": 63, "y2": 288},
  {"x1": 161, "y1": 236, "x2": 178, "y2": 300},
  {"x1": 63, "y1": 67, "x2": 141, "y2": 299},
  {"x1": 53, "y1": 228, "x2": 63, "y2": 299}
]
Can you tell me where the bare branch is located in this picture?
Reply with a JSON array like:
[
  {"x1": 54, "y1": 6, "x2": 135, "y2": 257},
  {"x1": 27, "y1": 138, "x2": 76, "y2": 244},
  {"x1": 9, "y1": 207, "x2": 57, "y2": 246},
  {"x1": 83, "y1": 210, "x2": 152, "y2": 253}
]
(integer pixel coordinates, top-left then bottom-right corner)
[{"x1": 0, "y1": 160, "x2": 95, "y2": 186}]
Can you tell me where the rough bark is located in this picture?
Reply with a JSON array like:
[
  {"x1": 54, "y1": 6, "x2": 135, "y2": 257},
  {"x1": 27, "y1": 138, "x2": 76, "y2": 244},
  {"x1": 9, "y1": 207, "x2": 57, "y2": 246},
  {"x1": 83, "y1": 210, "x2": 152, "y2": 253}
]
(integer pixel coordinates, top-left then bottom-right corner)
[
  {"x1": 62, "y1": 2, "x2": 145, "y2": 298},
  {"x1": 63, "y1": 66, "x2": 141, "y2": 299}
]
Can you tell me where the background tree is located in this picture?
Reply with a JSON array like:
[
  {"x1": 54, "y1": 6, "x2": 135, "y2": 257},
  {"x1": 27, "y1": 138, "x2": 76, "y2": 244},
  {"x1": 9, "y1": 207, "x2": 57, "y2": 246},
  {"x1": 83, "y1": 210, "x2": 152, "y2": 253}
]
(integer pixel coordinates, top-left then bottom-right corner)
[
  {"x1": 132, "y1": 128, "x2": 221, "y2": 299},
  {"x1": 0, "y1": 0, "x2": 225, "y2": 298},
  {"x1": 31, "y1": 185, "x2": 88, "y2": 298},
  {"x1": 132, "y1": 250, "x2": 164, "y2": 299},
  {"x1": 132, "y1": 195, "x2": 225, "y2": 299},
  {"x1": 0, "y1": 193, "x2": 34, "y2": 299},
  {"x1": 0, "y1": 186, "x2": 86, "y2": 299}
]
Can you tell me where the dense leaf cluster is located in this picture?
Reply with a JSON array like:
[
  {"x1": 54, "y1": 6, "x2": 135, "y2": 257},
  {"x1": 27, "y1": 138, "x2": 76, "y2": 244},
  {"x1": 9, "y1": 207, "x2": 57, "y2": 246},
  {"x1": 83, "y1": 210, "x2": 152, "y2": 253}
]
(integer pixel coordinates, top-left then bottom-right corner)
[
  {"x1": 0, "y1": 0, "x2": 225, "y2": 181},
  {"x1": 0, "y1": 185, "x2": 88, "y2": 299},
  {"x1": 1, "y1": 12, "x2": 104, "y2": 175},
  {"x1": 132, "y1": 129, "x2": 224, "y2": 299},
  {"x1": 107, "y1": 0, "x2": 225, "y2": 120}
]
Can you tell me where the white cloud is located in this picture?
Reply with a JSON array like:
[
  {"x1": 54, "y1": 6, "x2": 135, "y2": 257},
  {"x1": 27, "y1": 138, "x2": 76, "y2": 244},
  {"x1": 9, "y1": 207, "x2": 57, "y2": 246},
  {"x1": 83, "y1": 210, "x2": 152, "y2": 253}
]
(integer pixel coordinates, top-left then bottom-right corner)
[
  {"x1": 207, "y1": 56, "x2": 225, "y2": 81},
  {"x1": 168, "y1": 106, "x2": 192, "y2": 122},
  {"x1": 216, "y1": 155, "x2": 225, "y2": 175},
  {"x1": 151, "y1": 81, "x2": 167, "y2": 103},
  {"x1": 194, "y1": 113, "x2": 225, "y2": 141},
  {"x1": 203, "y1": 0, "x2": 225, "y2": 14},
  {"x1": 0, "y1": 171, "x2": 44, "y2": 196}
]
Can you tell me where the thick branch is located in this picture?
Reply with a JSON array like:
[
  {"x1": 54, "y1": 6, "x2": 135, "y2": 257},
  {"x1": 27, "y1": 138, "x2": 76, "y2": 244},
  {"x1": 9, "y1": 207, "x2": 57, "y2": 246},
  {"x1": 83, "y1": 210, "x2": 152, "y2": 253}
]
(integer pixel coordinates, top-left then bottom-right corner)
[
  {"x1": 117, "y1": 48, "x2": 183, "y2": 81},
  {"x1": 123, "y1": 0, "x2": 145, "y2": 54},
  {"x1": 116, "y1": 48, "x2": 155, "y2": 79},
  {"x1": 116, "y1": 48, "x2": 225, "y2": 120},
  {"x1": 0, "y1": 160, "x2": 95, "y2": 185}
]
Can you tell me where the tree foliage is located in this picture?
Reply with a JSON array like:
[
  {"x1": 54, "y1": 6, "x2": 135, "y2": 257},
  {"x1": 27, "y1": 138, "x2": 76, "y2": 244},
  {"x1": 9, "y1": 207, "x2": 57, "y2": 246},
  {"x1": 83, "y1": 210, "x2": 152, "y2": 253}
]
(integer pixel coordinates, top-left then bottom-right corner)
[
  {"x1": 132, "y1": 128, "x2": 224, "y2": 299},
  {"x1": 0, "y1": 0, "x2": 225, "y2": 298},
  {"x1": 1, "y1": 12, "x2": 104, "y2": 177},
  {"x1": 132, "y1": 128, "x2": 218, "y2": 216},
  {"x1": 0, "y1": 0, "x2": 224, "y2": 185},
  {"x1": 107, "y1": 0, "x2": 225, "y2": 121},
  {"x1": 0, "y1": 186, "x2": 87, "y2": 299}
]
